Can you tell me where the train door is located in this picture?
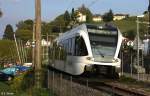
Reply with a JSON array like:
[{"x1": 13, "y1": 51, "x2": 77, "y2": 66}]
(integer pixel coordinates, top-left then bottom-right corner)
[
  {"x1": 48, "y1": 42, "x2": 56, "y2": 67},
  {"x1": 69, "y1": 36, "x2": 88, "y2": 75},
  {"x1": 56, "y1": 42, "x2": 67, "y2": 71},
  {"x1": 49, "y1": 41, "x2": 67, "y2": 71},
  {"x1": 65, "y1": 38, "x2": 74, "y2": 73}
]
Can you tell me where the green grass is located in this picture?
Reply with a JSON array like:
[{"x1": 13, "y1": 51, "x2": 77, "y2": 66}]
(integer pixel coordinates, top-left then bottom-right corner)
[
  {"x1": 0, "y1": 81, "x2": 53, "y2": 96},
  {"x1": 92, "y1": 16, "x2": 147, "y2": 39},
  {"x1": 0, "y1": 81, "x2": 15, "y2": 95},
  {"x1": 119, "y1": 75, "x2": 150, "y2": 92},
  {"x1": 119, "y1": 75, "x2": 137, "y2": 83},
  {"x1": 114, "y1": 19, "x2": 136, "y2": 33},
  {"x1": 0, "y1": 68, "x2": 54, "y2": 96},
  {"x1": 0, "y1": 82, "x2": 10, "y2": 90}
]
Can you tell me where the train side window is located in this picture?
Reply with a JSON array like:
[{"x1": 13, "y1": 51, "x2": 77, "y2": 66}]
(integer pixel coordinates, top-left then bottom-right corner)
[
  {"x1": 74, "y1": 36, "x2": 88, "y2": 56},
  {"x1": 53, "y1": 42, "x2": 57, "y2": 60},
  {"x1": 64, "y1": 39, "x2": 69, "y2": 52},
  {"x1": 66, "y1": 40, "x2": 69, "y2": 53},
  {"x1": 48, "y1": 46, "x2": 53, "y2": 63},
  {"x1": 59, "y1": 41, "x2": 67, "y2": 60},
  {"x1": 58, "y1": 45, "x2": 66, "y2": 60},
  {"x1": 55, "y1": 44, "x2": 59, "y2": 59},
  {"x1": 68, "y1": 38, "x2": 72, "y2": 55},
  {"x1": 72, "y1": 38, "x2": 75, "y2": 56}
]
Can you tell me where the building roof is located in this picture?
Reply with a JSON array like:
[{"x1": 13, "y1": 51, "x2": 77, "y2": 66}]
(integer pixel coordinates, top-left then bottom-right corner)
[
  {"x1": 114, "y1": 14, "x2": 129, "y2": 16},
  {"x1": 93, "y1": 14, "x2": 102, "y2": 17}
]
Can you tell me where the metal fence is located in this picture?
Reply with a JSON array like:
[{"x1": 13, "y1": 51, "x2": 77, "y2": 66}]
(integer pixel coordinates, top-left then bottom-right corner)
[
  {"x1": 47, "y1": 70, "x2": 110, "y2": 96},
  {"x1": 120, "y1": 50, "x2": 150, "y2": 82}
]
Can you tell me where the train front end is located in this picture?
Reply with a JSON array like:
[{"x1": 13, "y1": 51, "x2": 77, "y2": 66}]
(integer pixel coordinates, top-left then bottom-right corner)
[{"x1": 86, "y1": 24, "x2": 122, "y2": 78}]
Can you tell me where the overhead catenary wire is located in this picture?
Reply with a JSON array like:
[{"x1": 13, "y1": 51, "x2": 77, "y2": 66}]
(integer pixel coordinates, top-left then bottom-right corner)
[
  {"x1": 66, "y1": 0, "x2": 76, "y2": 11},
  {"x1": 41, "y1": 0, "x2": 102, "y2": 33},
  {"x1": 88, "y1": 0, "x2": 101, "y2": 8}
]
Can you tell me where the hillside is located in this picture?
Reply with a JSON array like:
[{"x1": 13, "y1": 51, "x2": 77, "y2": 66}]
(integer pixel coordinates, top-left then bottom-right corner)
[{"x1": 114, "y1": 16, "x2": 147, "y2": 40}]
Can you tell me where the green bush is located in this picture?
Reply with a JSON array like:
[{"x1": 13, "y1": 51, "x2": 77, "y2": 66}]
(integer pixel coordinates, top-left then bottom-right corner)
[
  {"x1": 10, "y1": 70, "x2": 34, "y2": 94},
  {"x1": 10, "y1": 68, "x2": 54, "y2": 96},
  {"x1": 119, "y1": 75, "x2": 136, "y2": 83},
  {"x1": 31, "y1": 88, "x2": 54, "y2": 96}
]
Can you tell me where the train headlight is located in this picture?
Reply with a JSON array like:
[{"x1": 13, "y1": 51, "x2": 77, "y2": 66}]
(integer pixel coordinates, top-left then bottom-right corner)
[
  {"x1": 86, "y1": 57, "x2": 94, "y2": 61},
  {"x1": 112, "y1": 59, "x2": 115, "y2": 63},
  {"x1": 112, "y1": 59, "x2": 118, "y2": 63}
]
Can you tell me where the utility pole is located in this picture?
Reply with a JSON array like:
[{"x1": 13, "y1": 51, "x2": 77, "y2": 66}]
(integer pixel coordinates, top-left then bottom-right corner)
[
  {"x1": 130, "y1": 49, "x2": 133, "y2": 77},
  {"x1": 148, "y1": 0, "x2": 150, "y2": 35},
  {"x1": 32, "y1": 22, "x2": 35, "y2": 68},
  {"x1": 137, "y1": 17, "x2": 140, "y2": 80},
  {"x1": 35, "y1": 0, "x2": 41, "y2": 88},
  {"x1": 148, "y1": 0, "x2": 150, "y2": 54}
]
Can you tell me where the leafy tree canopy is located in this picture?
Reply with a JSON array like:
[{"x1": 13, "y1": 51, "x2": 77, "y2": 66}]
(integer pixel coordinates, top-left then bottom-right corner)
[
  {"x1": 15, "y1": 29, "x2": 32, "y2": 43},
  {"x1": 16, "y1": 19, "x2": 33, "y2": 30},
  {"x1": 78, "y1": 4, "x2": 93, "y2": 23},
  {"x1": 50, "y1": 14, "x2": 68, "y2": 33},
  {"x1": 71, "y1": 8, "x2": 75, "y2": 21},
  {"x1": 103, "y1": 9, "x2": 114, "y2": 22},
  {"x1": 0, "y1": 9, "x2": 2, "y2": 17},
  {"x1": 15, "y1": 19, "x2": 33, "y2": 43},
  {"x1": 3, "y1": 24, "x2": 14, "y2": 40},
  {"x1": 41, "y1": 22, "x2": 52, "y2": 36},
  {"x1": 64, "y1": 10, "x2": 71, "y2": 26}
]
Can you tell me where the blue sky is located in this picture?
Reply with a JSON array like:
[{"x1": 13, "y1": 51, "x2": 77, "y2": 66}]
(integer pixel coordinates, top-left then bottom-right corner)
[{"x1": 0, "y1": 0, "x2": 148, "y2": 38}]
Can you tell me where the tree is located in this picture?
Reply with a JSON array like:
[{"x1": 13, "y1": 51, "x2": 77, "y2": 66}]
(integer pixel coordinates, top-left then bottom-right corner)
[
  {"x1": 15, "y1": 19, "x2": 33, "y2": 43},
  {"x1": 86, "y1": 8, "x2": 93, "y2": 23},
  {"x1": 103, "y1": 9, "x2": 114, "y2": 22},
  {"x1": 3, "y1": 24, "x2": 14, "y2": 40},
  {"x1": 0, "y1": 9, "x2": 2, "y2": 17},
  {"x1": 143, "y1": 11, "x2": 148, "y2": 15},
  {"x1": 78, "y1": 4, "x2": 87, "y2": 15},
  {"x1": 71, "y1": 8, "x2": 75, "y2": 21},
  {"x1": 124, "y1": 30, "x2": 136, "y2": 40},
  {"x1": 64, "y1": 10, "x2": 71, "y2": 26},
  {"x1": 51, "y1": 14, "x2": 66, "y2": 33},
  {"x1": 78, "y1": 4, "x2": 93, "y2": 23},
  {"x1": 15, "y1": 29, "x2": 32, "y2": 43},
  {"x1": 70, "y1": 8, "x2": 79, "y2": 25},
  {"x1": 41, "y1": 22, "x2": 52, "y2": 36},
  {"x1": 16, "y1": 19, "x2": 33, "y2": 30}
]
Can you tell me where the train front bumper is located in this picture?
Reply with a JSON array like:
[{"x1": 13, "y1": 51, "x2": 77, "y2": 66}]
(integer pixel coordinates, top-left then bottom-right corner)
[{"x1": 87, "y1": 58, "x2": 121, "y2": 68}]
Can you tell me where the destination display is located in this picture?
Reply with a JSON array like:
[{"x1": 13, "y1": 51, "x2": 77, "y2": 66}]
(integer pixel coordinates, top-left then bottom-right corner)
[{"x1": 87, "y1": 28, "x2": 117, "y2": 35}]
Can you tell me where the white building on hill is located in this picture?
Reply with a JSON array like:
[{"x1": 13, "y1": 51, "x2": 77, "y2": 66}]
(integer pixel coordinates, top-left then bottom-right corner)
[
  {"x1": 92, "y1": 14, "x2": 102, "y2": 22},
  {"x1": 113, "y1": 14, "x2": 128, "y2": 20},
  {"x1": 77, "y1": 12, "x2": 86, "y2": 22}
]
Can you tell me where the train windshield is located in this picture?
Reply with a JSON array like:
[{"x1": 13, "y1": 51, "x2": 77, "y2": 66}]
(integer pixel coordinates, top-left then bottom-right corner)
[{"x1": 87, "y1": 27, "x2": 118, "y2": 62}]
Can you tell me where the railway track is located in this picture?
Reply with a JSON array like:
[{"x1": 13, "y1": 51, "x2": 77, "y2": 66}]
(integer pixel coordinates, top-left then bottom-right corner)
[
  {"x1": 48, "y1": 68, "x2": 150, "y2": 96},
  {"x1": 74, "y1": 75, "x2": 150, "y2": 96},
  {"x1": 89, "y1": 81, "x2": 149, "y2": 96},
  {"x1": 70, "y1": 77, "x2": 149, "y2": 96}
]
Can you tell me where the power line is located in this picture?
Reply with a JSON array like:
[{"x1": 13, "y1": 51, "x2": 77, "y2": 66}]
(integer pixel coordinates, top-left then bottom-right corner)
[
  {"x1": 66, "y1": 0, "x2": 76, "y2": 10},
  {"x1": 88, "y1": 0, "x2": 101, "y2": 8}
]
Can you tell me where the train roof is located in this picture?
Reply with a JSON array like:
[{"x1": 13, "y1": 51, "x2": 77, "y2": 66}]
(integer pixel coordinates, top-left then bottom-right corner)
[
  {"x1": 55, "y1": 23, "x2": 118, "y2": 42},
  {"x1": 86, "y1": 23, "x2": 118, "y2": 31},
  {"x1": 55, "y1": 24, "x2": 87, "y2": 42}
]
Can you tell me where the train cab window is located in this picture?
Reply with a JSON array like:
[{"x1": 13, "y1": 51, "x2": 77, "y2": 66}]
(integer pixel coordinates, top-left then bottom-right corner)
[{"x1": 74, "y1": 36, "x2": 88, "y2": 56}]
